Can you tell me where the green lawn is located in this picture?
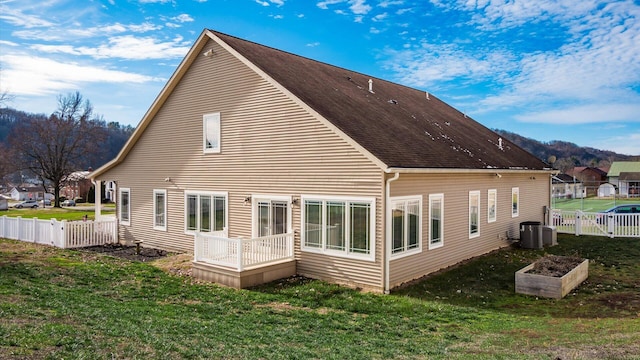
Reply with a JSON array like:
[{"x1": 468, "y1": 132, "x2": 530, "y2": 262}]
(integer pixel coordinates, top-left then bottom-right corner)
[
  {"x1": 1, "y1": 234, "x2": 639, "y2": 359},
  {"x1": 552, "y1": 197, "x2": 640, "y2": 212},
  {"x1": 1, "y1": 206, "x2": 115, "y2": 221}
]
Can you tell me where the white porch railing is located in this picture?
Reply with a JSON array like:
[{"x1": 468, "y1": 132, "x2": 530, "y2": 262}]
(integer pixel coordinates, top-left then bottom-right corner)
[
  {"x1": 551, "y1": 210, "x2": 640, "y2": 238},
  {"x1": 194, "y1": 231, "x2": 294, "y2": 271},
  {"x1": 0, "y1": 215, "x2": 118, "y2": 248}
]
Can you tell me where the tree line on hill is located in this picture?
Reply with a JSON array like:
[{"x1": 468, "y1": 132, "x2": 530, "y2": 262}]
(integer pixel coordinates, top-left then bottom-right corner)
[
  {"x1": 0, "y1": 92, "x2": 134, "y2": 206},
  {"x1": 494, "y1": 129, "x2": 639, "y2": 172}
]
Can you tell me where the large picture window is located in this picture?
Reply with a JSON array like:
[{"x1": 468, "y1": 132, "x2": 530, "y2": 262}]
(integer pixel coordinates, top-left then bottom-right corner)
[
  {"x1": 469, "y1": 191, "x2": 480, "y2": 238},
  {"x1": 119, "y1": 188, "x2": 130, "y2": 226},
  {"x1": 487, "y1": 189, "x2": 497, "y2": 223},
  {"x1": 153, "y1": 189, "x2": 167, "y2": 231},
  {"x1": 512, "y1": 187, "x2": 520, "y2": 217},
  {"x1": 185, "y1": 191, "x2": 227, "y2": 234},
  {"x1": 429, "y1": 194, "x2": 443, "y2": 249},
  {"x1": 302, "y1": 196, "x2": 375, "y2": 260},
  {"x1": 203, "y1": 112, "x2": 220, "y2": 153},
  {"x1": 391, "y1": 196, "x2": 421, "y2": 257}
]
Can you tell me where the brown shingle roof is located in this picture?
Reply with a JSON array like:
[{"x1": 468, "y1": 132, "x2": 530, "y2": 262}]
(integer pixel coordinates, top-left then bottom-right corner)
[{"x1": 216, "y1": 31, "x2": 548, "y2": 170}]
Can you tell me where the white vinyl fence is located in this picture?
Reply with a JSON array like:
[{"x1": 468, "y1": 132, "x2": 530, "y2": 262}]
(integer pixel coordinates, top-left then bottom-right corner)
[
  {"x1": 0, "y1": 215, "x2": 118, "y2": 248},
  {"x1": 551, "y1": 210, "x2": 640, "y2": 238}
]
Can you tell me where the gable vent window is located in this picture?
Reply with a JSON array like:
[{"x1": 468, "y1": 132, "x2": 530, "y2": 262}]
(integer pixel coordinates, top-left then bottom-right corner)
[{"x1": 203, "y1": 112, "x2": 221, "y2": 153}]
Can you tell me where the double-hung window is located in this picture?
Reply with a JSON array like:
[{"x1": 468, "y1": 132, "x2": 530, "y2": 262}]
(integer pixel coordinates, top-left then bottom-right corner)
[
  {"x1": 153, "y1": 189, "x2": 167, "y2": 231},
  {"x1": 391, "y1": 196, "x2": 421, "y2": 256},
  {"x1": 203, "y1": 112, "x2": 220, "y2": 153},
  {"x1": 512, "y1": 187, "x2": 520, "y2": 217},
  {"x1": 119, "y1": 188, "x2": 130, "y2": 226},
  {"x1": 302, "y1": 196, "x2": 375, "y2": 260},
  {"x1": 185, "y1": 191, "x2": 227, "y2": 234},
  {"x1": 487, "y1": 189, "x2": 497, "y2": 223},
  {"x1": 429, "y1": 194, "x2": 444, "y2": 249},
  {"x1": 469, "y1": 191, "x2": 480, "y2": 238}
]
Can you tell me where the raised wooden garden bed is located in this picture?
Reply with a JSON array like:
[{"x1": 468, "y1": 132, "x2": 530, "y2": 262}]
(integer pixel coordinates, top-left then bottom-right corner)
[{"x1": 515, "y1": 256, "x2": 589, "y2": 299}]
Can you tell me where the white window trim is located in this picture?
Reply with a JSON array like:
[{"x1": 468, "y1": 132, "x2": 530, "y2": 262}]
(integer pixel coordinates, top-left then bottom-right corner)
[
  {"x1": 301, "y1": 194, "x2": 376, "y2": 262},
  {"x1": 119, "y1": 187, "x2": 131, "y2": 226},
  {"x1": 184, "y1": 190, "x2": 228, "y2": 235},
  {"x1": 512, "y1": 187, "x2": 520, "y2": 218},
  {"x1": 428, "y1": 193, "x2": 444, "y2": 250},
  {"x1": 203, "y1": 112, "x2": 221, "y2": 154},
  {"x1": 487, "y1": 189, "x2": 497, "y2": 223},
  {"x1": 389, "y1": 195, "x2": 422, "y2": 260},
  {"x1": 250, "y1": 194, "x2": 293, "y2": 238},
  {"x1": 153, "y1": 189, "x2": 167, "y2": 231}
]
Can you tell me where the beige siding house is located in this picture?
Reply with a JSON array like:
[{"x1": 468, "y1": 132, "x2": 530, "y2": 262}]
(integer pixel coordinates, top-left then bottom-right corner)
[{"x1": 91, "y1": 29, "x2": 553, "y2": 292}]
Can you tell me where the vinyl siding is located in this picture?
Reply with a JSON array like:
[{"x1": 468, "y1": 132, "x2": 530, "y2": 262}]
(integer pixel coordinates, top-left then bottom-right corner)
[
  {"x1": 96, "y1": 38, "x2": 385, "y2": 290},
  {"x1": 388, "y1": 172, "x2": 551, "y2": 288}
]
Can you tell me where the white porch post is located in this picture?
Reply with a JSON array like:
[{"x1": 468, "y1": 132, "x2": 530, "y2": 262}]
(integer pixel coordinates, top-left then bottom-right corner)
[{"x1": 93, "y1": 180, "x2": 102, "y2": 219}]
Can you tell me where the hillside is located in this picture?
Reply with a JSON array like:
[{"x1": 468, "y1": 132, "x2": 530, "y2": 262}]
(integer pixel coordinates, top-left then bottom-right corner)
[
  {"x1": 494, "y1": 129, "x2": 638, "y2": 172},
  {"x1": 0, "y1": 107, "x2": 134, "y2": 178}
]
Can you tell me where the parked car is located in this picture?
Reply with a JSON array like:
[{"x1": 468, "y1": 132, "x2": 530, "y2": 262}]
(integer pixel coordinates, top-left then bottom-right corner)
[
  {"x1": 62, "y1": 199, "x2": 76, "y2": 206},
  {"x1": 597, "y1": 204, "x2": 640, "y2": 224},
  {"x1": 14, "y1": 200, "x2": 39, "y2": 209},
  {"x1": 40, "y1": 199, "x2": 52, "y2": 206}
]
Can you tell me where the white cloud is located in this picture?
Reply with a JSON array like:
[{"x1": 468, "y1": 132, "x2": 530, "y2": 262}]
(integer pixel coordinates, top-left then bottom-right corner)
[
  {"x1": 592, "y1": 132, "x2": 640, "y2": 155},
  {"x1": 30, "y1": 35, "x2": 191, "y2": 60},
  {"x1": 0, "y1": 54, "x2": 160, "y2": 96},
  {"x1": 270, "y1": 0, "x2": 286, "y2": 6},
  {"x1": 372, "y1": 12, "x2": 388, "y2": 22},
  {"x1": 0, "y1": 4, "x2": 54, "y2": 28},
  {"x1": 317, "y1": 0, "x2": 344, "y2": 10},
  {"x1": 379, "y1": 1, "x2": 404, "y2": 7},
  {"x1": 172, "y1": 14, "x2": 194, "y2": 23},
  {"x1": 349, "y1": 0, "x2": 371, "y2": 15},
  {"x1": 256, "y1": 0, "x2": 269, "y2": 6},
  {"x1": 306, "y1": 42, "x2": 320, "y2": 47},
  {"x1": 515, "y1": 103, "x2": 640, "y2": 125}
]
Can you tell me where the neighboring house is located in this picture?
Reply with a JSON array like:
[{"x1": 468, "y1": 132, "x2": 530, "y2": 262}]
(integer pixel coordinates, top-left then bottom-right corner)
[
  {"x1": 607, "y1": 161, "x2": 640, "y2": 198},
  {"x1": 9, "y1": 186, "x2": 53, "y2": 201},
  {"x1": 91, "y1": 29, "x2": 552, "y2": 292},
  {"x1": 552, "y1": 174, "x2": 584, "y2": 199},
  {"x1": 61, "y1": 171, "x2": 92, "y2": 201},
  {"x1": 566, "y1": 167, "x2": 608, "y2": 197}
]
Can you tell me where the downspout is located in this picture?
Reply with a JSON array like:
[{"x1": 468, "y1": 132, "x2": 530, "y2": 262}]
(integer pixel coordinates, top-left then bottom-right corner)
[{"x1": 383, "y1": 171, "x2": 400, "y2": 294}]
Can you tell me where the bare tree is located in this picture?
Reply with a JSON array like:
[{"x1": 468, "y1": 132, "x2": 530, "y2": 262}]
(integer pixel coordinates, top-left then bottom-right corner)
[{"x1": 10, "y1": 92, "x2": 106, "y2": 207}]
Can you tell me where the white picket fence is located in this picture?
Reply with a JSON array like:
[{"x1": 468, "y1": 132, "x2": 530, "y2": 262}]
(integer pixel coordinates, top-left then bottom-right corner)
[
  {"x1": 551, "y1": 210, "x2": 640, "y2": 238},
  {"x1": 0, "y1": 215, "x2": 118, "y2": 248}
]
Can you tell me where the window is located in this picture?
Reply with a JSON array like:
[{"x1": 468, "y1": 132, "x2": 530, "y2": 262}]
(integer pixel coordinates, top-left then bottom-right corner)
[
  {"x1": 153, "y1": 189, "x2": 167, "y2": 231},
  {"x1": 487, "y1": 189, "x2": 497, "y2": 223},
  {"x1": 391, "y1": 196, "x2": 421, "y2": 256},
  {"x1": 255, "y1": 198, "x2": 289, "y2": 237},
  {"x1": 119, "y1": 188, "x2": 130, "y2": 226},
  {"x1": 512, "y1": 187, "x2": 520, "y2": 217},
  {"x1": 429, "y1": 194, "x2": 443, "y2": 249},
  {"x1": 302, "y1": 196, "x2": 375, "y2": 260},
  {"x1": 185, "y1": 192, "x2": 227, "y2": 233},
  {"x1": 469, "y1": 191, "x2": 480, "y2": 238},
  {"x1": 203, "y1": 112, "x2": 220, "y2": 153}
]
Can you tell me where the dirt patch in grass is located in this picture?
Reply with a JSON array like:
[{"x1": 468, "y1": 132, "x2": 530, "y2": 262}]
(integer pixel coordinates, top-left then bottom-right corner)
[
  {"x1": 81, "y1": 243, "x2": 170, "y2": 262},
  {"x1": 526, "y1": 255, "x2": 585, "y2": 277},
  {"x1": 152, "y1": 253, "x2": 194, "y2": 277},
  {"x1": 598, "y1": 292, "x2": 640, "y2": 314}
]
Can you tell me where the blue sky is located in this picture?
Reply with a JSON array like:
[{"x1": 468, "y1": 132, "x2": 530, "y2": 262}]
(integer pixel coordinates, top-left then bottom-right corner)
[{"x1": 1, "y1": 0, "x2": 639, "y2": 155}]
